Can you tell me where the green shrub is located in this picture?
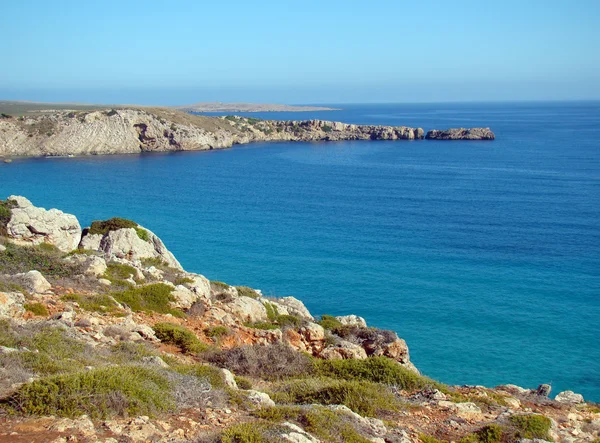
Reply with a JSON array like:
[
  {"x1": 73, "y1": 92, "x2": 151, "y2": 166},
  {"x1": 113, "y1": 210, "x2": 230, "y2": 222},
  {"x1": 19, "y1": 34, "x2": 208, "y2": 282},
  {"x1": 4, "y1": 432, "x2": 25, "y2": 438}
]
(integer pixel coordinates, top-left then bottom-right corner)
[
  {"x1": 0, "y1": 199, "x2": 17, "y2": 235},
  {"x1": 23, "y1": 303, "x2": 49, "y2": 316},
  {"x1": 322, "y1": 124, "x2": 333, "y2": 133},
  {"x1": 509, "y1": 414, "x2": 552, "y2": 440},
  {"x1": 234, "y1": 376, "x2": 253, "y2": 390},
  {"x1": 318, "y1": 314, "x2": 343, "y2": 331},
  {"x1": 302, "y1": 407, "x2": 372, "y2": 443},
  {"x1": 0, "y1": 278, "x2": 25, "y2": 293},
  {"x1": 475, "y1": 424, "x2": 504, "y2": 443},
  {"x1": 272, "y1": 377, "x2": 398, "y2": 417},
  {"x1": 236, "y1": 286, "x2": 259, "y2": 298},
  {"x1": 0, "y1": 242, "x2": 83, "y2": 277},
  {"x1": 205, "y1": 325, "x2": 230, "y2": 338},
  {"x1": 3, "y1": 365, "x2": 172, "y2": 418},
  {"x1": 134, "y1": 227, "x2": 150, "y2": 242},
  {"x1": 264, "y1": 302, "x2": 278, "y2": 321},
  {"x1": 88, "y1": 217, "x2": 138, "y2": 236},
  {"x1": 313, "y1": 356, "x2": 441, "y2": 391},
  {"x1": 111, "y1": 283, "x2": 183, "y2": 316},
  {"x1": 275, "y1": 314, "x2": 303, "y2": 329},
  {"x1": 221, "y1": 422, "x2": 266, "y2": 443},
  {"x1": 153, "y1": 322, "x2": 207, "y2": 354},
  {"x1": 102, "y1": 262, "x2": 138, "y2": 286},
  {"x1": 244, "y1": 321, "x2": 280, "y2": 330},
  {"x1": 173, "y1": 276, "x2": 194, "y2": 285},
  {"x1": 62, "y1": 293, "x2": 121, "y2": 314}
]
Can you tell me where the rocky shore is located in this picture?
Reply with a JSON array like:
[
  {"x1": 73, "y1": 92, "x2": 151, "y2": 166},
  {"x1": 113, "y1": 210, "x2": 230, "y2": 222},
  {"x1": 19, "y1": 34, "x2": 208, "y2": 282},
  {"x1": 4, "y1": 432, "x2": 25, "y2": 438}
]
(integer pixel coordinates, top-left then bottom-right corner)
[
  {"x1": 0, "y1": 108, "x2": 494, "y2": 159},
  {"x1": 0, "y1": 196, "x2": 597, "y2": 442}
]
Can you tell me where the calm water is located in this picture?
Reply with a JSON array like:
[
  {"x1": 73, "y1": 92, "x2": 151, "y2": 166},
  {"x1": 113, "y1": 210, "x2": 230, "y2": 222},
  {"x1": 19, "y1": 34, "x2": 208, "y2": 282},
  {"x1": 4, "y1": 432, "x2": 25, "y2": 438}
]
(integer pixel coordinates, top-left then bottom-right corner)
[{"x1": 1, "y1": 102, "x2": 599, "y2": 401}]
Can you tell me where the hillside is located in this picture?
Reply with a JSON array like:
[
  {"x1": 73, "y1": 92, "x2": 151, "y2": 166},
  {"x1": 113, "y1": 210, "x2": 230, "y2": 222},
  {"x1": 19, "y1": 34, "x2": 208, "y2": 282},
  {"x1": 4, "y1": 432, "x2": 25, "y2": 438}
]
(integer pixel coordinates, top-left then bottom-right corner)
[{"x1": 0, "y1": 196, "x2": 597, "y2": 442}]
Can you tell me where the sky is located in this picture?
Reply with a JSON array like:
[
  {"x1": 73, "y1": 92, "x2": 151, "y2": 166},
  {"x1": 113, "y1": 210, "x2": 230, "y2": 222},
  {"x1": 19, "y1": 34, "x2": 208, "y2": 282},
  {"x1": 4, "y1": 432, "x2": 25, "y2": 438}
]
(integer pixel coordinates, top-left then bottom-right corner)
[{"x1": 1, "y1": 0, "x2": 599, "y2": 104}]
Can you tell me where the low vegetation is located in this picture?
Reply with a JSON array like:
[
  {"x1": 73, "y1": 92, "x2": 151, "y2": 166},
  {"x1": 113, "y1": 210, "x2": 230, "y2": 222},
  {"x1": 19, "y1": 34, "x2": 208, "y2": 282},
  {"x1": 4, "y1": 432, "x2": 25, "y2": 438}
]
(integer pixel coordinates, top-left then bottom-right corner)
[
  {"x1": 0, "y1": 241, "x2": 83, "y2": 277},
  {"x1": 88, "y1": 217, "x2": 150, "y2": 241},
  {"x1": 207, "y1": 343, "x2": 312, "y2": 380},
  {"x1": 271, "y1": 377, "x2": 398, "y2": 417},
  {"x1": 153, "y1": 322, "x2": 208, "y2": 354},
  {"x1": 111, "y1": 283, "x2": 184, "y2": 317},
  {"x1": 0, "y1": 198, "x2": 17, "y2": 236},
  {"x1": 23, "y1": 302, "x2": 49, "y2": 316},
  {"x1": 313, "y1": 356, "x2": 442, "y2": 391},
  {"x1": 4, "y1": 365, "x2": 173, "y2": 418},
  {"x1": 509, "y1": 414, "x2": 552, "y2": 440},
  {"x1": 62, "y1": 293, "x2": 122, "y2": 315}
]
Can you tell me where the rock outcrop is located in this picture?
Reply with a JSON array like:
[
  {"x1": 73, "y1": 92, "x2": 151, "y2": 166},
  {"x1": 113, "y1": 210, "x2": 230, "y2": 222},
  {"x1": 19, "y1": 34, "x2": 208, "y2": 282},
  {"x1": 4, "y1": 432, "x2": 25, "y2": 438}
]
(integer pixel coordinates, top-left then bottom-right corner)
[
  {"x1": 79, "y1": 225, "x2": 182, "y2": 270},
  {"x1": 0, "y1": 109, "x2": 424, "y2": 158},
  {"x1": 425, "y1": 127, "x2": 495, "y2": 140},
  {"x1": 5, "y1": 195, "x2": 81, "y2": 252}
]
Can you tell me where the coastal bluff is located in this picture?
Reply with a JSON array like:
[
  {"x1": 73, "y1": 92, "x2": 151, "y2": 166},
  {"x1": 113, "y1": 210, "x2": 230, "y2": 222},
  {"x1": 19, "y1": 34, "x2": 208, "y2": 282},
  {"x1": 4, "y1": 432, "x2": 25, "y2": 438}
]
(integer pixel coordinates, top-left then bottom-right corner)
[
  {"x1": 0, "y1": 196, "x2": 597, "y2": 442},
  {"x1": 0, "y1": 108, "x2": 423, "y2": 158},
  {"x1": 0, "y1": 108, "x2": 494, "y2": 158}
]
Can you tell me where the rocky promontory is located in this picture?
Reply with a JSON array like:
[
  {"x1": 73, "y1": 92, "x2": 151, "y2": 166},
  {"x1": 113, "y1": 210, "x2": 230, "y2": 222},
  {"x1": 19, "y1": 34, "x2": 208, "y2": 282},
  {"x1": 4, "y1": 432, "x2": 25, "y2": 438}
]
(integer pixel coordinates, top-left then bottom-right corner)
[
  {"x1": 0, "y1": 196, "x2": 597, "y2": 442},
  {"x1": 0, "y1": 108, "x2": 424, "y2": 158},
  {"x1": 425, "y1": 127, "x2": 496, "y2": 140}
]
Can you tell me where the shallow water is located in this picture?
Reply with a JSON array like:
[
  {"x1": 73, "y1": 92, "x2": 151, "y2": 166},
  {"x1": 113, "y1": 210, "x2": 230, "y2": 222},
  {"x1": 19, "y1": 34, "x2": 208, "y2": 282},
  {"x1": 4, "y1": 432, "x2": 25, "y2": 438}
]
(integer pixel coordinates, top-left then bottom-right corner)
[{"x1": 1, "y1": 102, "x2": 599, "y2": 400}]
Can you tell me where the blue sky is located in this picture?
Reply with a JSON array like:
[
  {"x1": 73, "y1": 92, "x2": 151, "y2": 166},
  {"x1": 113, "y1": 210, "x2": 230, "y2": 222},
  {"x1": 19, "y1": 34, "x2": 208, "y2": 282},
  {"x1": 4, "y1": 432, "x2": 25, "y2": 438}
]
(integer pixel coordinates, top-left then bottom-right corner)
[{"x1": 2, "y1": 0, "x2": 599, "y2": 104}]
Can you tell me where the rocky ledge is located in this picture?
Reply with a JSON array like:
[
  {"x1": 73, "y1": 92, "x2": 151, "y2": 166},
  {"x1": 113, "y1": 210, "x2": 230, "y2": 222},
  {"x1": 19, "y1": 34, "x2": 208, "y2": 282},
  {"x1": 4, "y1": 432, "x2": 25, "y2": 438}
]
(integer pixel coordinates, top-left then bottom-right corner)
[
  {"x1": 425, "y1": 127, "x2": 496, "y2": 140},
  {"x1": 1, "y1": 196, "x2": 595, "y2": 443}
]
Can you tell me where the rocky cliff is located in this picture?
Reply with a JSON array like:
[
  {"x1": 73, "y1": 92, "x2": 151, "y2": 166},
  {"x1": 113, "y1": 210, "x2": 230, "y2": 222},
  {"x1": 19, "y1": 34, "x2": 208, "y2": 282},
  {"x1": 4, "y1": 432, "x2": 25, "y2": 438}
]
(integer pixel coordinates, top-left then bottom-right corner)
[
  {"x1": 0, "y1": 108, "x2": 424, "y2": 158},
  {"x1": 425, "y1": 127, "x2": 495, "y2": 140},
  {"x1": 0, "y1": 196, "x2": 596, "y2": 443}
]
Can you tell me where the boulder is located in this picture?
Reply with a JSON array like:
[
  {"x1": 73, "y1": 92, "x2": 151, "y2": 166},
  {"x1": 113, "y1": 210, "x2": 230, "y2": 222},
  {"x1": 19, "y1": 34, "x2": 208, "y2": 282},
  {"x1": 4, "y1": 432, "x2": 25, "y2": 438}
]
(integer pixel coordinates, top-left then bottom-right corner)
[
  {"x1": 220, "y1": 296, "x2": 268, "y2": 323},
  {"x1": 335, "y1": 315, "x2": 367, "y2": 327},
  {"x1": 84, "y1": 256, "x2": 107, "y2": 276},
  {"x1": 184, "y1": 273, "x2": 211, "y2": 301},
  {"x1": 171, "y1": 285, "x2": 198, "y2": 310},
  {"x1": 277, "y1": 296, "x2": 314, "y2": 320},
  {"x1": 328, "y1": 405, "x2": 387, "y2": 436},
  {"x1": 554, "y1": 390, "x2": 584, "y2": 404},
  {"x1": 6, "y1": 196, "x2": 82, "y2": 252},
  {"x1": 15, "y1": 270, "x2": 51, "y2": 293},
  {"x1": 79, "y1": 226, "x2": 181, "y2": 270},
  {"x1": 279, "y1": 422, "x2": 320, "y2": 443},
  {"x1": 219, "y1": 368, "x2": 238, "y2": 389},
  {"x1": 0, "y1": 291, "x2": 25, "y2": 318},
  {"x1": 425, "y1": 127, "x2": 495, "y2": 140},
  {"x1": 246, "y1": 390, "x2": 275, "y2": 408},
  {"x1": 319, "y1": 340, "x2": 368, "y2": 360}
]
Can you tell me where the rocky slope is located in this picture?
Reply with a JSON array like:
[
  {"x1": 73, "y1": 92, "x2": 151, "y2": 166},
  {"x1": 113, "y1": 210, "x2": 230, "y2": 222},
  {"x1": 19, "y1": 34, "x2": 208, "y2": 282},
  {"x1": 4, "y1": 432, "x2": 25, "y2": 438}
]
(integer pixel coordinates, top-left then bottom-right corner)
[
  {"x1": 0, "y1": 108, "x2": 424, "y2": 158},
  {"x1": 1, "y1": 196, "x2": 595, "y2": 443}
]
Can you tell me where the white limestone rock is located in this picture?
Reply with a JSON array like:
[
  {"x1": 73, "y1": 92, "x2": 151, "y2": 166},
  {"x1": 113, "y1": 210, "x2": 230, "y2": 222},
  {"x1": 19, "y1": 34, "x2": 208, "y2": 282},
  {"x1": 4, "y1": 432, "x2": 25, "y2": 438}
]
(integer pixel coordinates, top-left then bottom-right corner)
[
  {"x1": 246, "y1": 390, "x2": 275, "y2": 408},
  {"x1": 319, "y1": 340, "x2": 368, "y2": 360},
  {"x1": 335, "y1": 314, "x2": 367, "y2": 327},
  {"x1": 220, "y1": 296, "x2": 268, "y2": 323},
  {"x1": 280, "y1": 422, "x2": 321, "y2": 443},
  {"x1": 277, "y1": 296, "x2": 314, "y2": 320},
  {"x1": 0, "y1": 291, "x2": 25, "y2": 318},
  {"x1": 555, "y1": 390, "x2": 585, "y2": 404},
  {"x1": 6, "y1": 196, "x2": 82, "y2": 252},
  {"x1": 219, "y1": 368, "x2": 238, "y2": 389},
  {"x1": 79, "y1": 226, "x2": 181, "y2": 270},
  {"x1": 16, "y1": 270, "x2": 51, "y2": 293}
]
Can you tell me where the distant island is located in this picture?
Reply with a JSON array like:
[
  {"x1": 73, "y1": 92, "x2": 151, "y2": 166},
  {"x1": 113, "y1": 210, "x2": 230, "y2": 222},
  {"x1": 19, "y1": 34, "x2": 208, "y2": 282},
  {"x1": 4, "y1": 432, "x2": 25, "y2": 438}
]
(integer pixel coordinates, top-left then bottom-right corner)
[{"x1": 174, "y1": 102, "x2": 339, "y2": 113}]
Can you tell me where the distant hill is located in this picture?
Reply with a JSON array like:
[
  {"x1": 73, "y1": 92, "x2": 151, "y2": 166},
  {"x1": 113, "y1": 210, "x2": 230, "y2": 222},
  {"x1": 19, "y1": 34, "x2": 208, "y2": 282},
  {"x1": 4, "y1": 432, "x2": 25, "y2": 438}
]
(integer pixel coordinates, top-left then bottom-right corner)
[{"x1": 174, "y1": 102, "x2": 339, "y2": 113}]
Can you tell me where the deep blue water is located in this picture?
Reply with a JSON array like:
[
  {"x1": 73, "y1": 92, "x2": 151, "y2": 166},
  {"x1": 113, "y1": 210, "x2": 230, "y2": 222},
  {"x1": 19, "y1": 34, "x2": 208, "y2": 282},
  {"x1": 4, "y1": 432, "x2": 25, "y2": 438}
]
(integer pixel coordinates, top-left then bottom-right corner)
[{"x1": 1, "y1": 102, "x2": 599, "y2": 401}]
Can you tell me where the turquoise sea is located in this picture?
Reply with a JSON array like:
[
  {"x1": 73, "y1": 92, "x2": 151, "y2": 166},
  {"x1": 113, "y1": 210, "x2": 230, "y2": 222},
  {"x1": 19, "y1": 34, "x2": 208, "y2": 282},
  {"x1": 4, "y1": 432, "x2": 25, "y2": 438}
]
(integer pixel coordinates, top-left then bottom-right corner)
[{"x1": 1, "y1": 102, "x2": 599, "y2": 401}]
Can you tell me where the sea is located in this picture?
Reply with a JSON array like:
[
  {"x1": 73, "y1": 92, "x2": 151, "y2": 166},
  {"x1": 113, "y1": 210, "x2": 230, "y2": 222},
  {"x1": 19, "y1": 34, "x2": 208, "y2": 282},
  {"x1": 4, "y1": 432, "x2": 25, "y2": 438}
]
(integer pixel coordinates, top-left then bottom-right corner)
[{"x1": 1, "y1": 102, "x2": 599, "y2": 401}]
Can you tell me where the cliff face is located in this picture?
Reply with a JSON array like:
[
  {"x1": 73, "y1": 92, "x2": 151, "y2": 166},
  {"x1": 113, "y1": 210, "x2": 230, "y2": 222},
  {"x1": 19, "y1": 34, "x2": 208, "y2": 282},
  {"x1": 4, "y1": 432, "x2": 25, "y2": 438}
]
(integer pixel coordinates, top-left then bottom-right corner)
[{"x1": 0, "y1": 108, "x2": 424, "y2": 158}]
